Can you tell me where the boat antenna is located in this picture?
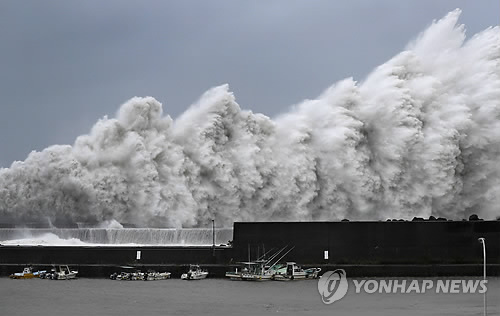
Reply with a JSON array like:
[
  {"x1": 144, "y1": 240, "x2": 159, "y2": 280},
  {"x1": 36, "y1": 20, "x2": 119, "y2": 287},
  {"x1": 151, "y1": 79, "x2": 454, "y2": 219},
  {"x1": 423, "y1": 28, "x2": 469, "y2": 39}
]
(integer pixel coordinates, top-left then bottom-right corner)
[
  {"x1": 264, "y1": 245, "x2": 288, "y2": 265},
  {"x1": 257, "y1": 247, "x2": 276, "y2": 261},
  {"x1": 268, "y1": 246, "x2": 295, "y2": 270}
]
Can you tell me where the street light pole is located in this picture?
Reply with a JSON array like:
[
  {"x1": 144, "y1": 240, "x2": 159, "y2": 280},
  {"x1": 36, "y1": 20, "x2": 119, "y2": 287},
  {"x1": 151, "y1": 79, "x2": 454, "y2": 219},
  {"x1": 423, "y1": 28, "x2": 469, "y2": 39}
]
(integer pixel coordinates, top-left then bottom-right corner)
[
  {"x1": 478, "y1": 237, "x2": 486, "y2": 316},
  {"x1": 212, "y1": 219, "x2": 215, "y2": 257},
  {"x1": 212, "y1": 219, "x2": 215, "y2": 247}
]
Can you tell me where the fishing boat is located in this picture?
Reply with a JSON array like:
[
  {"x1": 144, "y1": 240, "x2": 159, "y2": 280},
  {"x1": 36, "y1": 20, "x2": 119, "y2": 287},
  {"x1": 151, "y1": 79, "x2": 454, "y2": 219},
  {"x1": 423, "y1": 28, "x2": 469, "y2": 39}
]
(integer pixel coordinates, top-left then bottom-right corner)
[
  {"x1": 110, "y1": 271, "x2": 132, "y2": 280},
  {"x1": 240, "y1": 261, "x2": 276, "y2": 281},
  {"x1": 272, "y1": 262, "x2": 321, "y2": 281},
  {"x1": 225, "y1": 265, "x2": 243, "y2": 280},
  {"x1": 110, "y1": 266, "x2": 138, "y2": 280},
  {"x1": 49, "y1": 265, "x2": 78, "y2": 280},
  {"x1": 304, "y1": 267, "x2": 322, "y2": 279},
  {"x1": 225, "y1": 262, "x2": 270, "y2": 281},
  {"x1": 181, "y1": 265, "x2": 208, "y2": 280},
  {"x1": 9, "y1": 266, "x2": 46, "y2": 279},
  {"x1": 144, "y1": 270, "x2": 171, "y2": 280},
  {"x1": 129, "y1": 270, "x2": 145, "y2": 280},
  {"x1": 110, "y1": 267, "x2": 171, "y2": 280},
  {"x1": 225, "y1": 246, "x2": 294, "y2": 281}
]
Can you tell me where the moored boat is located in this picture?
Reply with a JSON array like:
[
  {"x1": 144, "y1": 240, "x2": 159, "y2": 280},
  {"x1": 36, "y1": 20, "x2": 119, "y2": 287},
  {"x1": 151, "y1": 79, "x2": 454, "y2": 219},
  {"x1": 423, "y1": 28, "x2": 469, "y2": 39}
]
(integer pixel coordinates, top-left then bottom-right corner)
[
  {"x1": 129, "y1": 270, "x2": 145, "y2": 280},
  {"x1": 49, "y1": 265, "x2": 78, "y2": 280},
  {"x1": 144, "y1": 270, "x2": 171, "y2": 280},
  {"x1": 9, "y1": 266, "x2": 46, "y2": 279},
  {"x1": 225, "y1": 261, "x2": 274, "y2": 281},
  {"x1": 225, "y1": 246, "x2": 294, "y2": 281},
  {"x1": 240, "y1": 261, "x2": 274, "y2": 281},
  {"x1": 110, "y1": 271, "x2": 132, "y2": 280},
  {"x1": 110, "y1": 268, "x2": 171, "y2": 280},
  {"x1": 304, "y1": 267, "x2": 322, "y2": 279},
  {"x1": 181, "y1": 265, "x2": 208, "y2": 280},
  {"x1": 272, "y1": 262, "x2": 321, "y2": 281}
]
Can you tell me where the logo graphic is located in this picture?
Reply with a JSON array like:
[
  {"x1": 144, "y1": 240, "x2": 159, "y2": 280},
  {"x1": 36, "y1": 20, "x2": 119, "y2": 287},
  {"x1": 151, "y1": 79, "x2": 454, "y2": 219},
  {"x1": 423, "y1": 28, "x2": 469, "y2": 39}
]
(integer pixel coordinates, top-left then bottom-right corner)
[{"x1": 317, "y1": 269, "x2": 348, "y2": 304}]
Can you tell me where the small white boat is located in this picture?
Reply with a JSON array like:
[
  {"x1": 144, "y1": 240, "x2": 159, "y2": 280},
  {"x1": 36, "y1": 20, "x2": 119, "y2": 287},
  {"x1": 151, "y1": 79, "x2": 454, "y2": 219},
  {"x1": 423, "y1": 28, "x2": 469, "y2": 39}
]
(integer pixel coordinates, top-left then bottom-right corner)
[
  {"x1": 225, "y1": 268, "x2": 242, "y2": 280},
  {"x1": 181, "y1": 265, "x2": 208, "y2": 280},
  {"x1": 225, "y1": 262, "x2": 253, "y2": 280},
  {"x1": 49, "y1": 265, "x2": 78, "y2": 280},
  {"x1": 110, "y1": 266, "x2": 143, "y2": 280},
  {"x1": 110, "y1": 268, "x2": 171, "y2": 281},
  {"x1": 145, "y1": 270, "x2": 171, "y2": 280},
  {"x1": 110, "y1": 271, "x2": 132, "y2": 280},
  {"x1": 304, "y1": 267, "x2": 322, "y2": 279},
  {"x1": 9, "y1": 267, "x2": 46, "y2": 279},
  {"x1": 272, "y1": 262, "x2": 321, "y2": 281},
  {"x1": 129, "y1": 271, "x2": 145, "y2": 280}
]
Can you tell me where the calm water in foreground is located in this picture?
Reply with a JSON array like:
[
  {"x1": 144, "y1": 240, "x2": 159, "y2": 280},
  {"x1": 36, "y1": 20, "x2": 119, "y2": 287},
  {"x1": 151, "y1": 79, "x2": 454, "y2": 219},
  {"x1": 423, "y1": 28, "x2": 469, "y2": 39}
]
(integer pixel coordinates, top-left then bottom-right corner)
[{"x1": 0, "y1": 277, "x2": 498, "y2": 316}]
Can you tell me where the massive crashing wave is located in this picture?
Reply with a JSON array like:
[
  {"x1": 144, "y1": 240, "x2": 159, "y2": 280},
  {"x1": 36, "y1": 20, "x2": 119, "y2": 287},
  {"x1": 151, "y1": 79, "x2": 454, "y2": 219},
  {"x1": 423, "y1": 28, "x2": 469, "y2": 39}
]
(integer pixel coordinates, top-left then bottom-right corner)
[{"x1": 0, "y1": 10, "x2": 499, "y2": 227}]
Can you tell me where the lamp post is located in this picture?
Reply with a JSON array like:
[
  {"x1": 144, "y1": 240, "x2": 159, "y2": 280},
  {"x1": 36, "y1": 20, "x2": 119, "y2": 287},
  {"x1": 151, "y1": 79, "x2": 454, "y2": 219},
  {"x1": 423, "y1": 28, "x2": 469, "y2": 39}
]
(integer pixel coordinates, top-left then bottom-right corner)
[
  {"x1": 212, "y1": 219, "x2": 215, "y2": 257},
  {"x1": 478, "y1": 237, "x2": 486, "y2": 316}
]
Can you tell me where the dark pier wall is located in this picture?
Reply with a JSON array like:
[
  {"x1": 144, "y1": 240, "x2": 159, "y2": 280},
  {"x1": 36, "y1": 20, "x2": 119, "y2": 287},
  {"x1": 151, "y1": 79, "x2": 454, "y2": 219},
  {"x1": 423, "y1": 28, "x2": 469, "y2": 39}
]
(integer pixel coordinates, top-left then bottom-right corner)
[
  {"x1": 0, "y1": 246, "x2": 232, "y2": 265},
  {"x1": 232, "y1": 221, "x2": 500, "y2": 265}
]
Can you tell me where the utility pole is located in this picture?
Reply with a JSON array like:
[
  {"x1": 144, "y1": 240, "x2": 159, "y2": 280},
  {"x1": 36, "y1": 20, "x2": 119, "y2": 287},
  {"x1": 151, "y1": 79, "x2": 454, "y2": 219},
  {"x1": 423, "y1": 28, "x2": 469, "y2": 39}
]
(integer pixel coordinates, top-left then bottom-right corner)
[
  {"x1": 478, "y1": 237, "x2": 487, "y2": 316},
  {"x1": 212, "y1": 219, "x2": 215, "y2": 257}
]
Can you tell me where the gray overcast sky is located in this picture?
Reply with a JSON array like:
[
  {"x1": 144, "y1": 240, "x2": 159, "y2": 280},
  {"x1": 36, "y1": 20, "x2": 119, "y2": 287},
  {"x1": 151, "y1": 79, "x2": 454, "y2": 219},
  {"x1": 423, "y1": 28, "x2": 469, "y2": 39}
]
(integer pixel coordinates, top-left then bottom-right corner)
[{"x1": 0, "y1": 1, "x2": 498, "y2": 168}]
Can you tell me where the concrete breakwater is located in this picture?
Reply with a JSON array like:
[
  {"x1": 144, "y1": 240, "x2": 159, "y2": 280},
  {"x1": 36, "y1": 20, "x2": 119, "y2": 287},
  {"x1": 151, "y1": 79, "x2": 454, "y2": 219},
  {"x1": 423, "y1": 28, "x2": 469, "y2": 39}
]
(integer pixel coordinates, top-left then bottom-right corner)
[{"x1": 1, "y1": 220, "x2": 499, "y2": 277}]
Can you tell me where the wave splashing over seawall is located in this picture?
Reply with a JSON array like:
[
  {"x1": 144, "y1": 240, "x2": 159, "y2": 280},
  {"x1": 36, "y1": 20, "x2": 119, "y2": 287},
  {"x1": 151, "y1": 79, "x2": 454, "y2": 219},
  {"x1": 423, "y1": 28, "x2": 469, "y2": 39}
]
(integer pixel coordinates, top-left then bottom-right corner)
[{"x1": 0, "y1": 10, "x2": 499, "y2": 227}]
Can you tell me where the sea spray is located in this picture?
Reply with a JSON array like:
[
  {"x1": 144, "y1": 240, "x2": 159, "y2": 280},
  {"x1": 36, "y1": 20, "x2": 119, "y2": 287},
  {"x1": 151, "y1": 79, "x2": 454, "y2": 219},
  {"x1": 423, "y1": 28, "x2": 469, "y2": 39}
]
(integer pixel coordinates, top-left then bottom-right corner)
[
  {"x1": 0, "y1": 10, "x2": 498, "y2": 227},
  {"x1": 0, "y1": 228, "x2": 234, "y2": 245}
]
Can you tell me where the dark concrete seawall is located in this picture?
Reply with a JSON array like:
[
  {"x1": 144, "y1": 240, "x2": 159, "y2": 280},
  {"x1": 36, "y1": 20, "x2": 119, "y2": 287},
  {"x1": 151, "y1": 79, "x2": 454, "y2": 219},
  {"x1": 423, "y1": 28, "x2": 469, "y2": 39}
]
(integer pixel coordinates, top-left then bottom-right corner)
[
  {"x1": 1, "y1": 220, "x2": 499, "y2": 277},
  {"x1": 0, "y1": 245, "x2": 232, "y2": 265},
  {"x1": 232, "y1": 221, "x2": 500, "y2": 265}
]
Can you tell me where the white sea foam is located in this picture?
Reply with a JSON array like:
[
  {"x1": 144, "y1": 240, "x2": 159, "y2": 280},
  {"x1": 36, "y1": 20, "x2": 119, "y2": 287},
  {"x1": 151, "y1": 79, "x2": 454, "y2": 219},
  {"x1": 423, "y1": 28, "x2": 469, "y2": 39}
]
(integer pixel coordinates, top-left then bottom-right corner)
[
  {"x1": 0, "y1": 233, "x2": 88, "y2": 246},
  {"x1": 0, "y1": 228, "x2": 234, "y2": 246}
]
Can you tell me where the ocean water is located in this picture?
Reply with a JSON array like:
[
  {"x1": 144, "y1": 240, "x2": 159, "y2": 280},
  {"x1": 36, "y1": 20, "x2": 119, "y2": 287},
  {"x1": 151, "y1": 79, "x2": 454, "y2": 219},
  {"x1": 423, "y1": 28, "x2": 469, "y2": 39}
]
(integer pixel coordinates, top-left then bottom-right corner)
[{"x1": 0, "y1": 277, "x2": 498, "y2": 316}]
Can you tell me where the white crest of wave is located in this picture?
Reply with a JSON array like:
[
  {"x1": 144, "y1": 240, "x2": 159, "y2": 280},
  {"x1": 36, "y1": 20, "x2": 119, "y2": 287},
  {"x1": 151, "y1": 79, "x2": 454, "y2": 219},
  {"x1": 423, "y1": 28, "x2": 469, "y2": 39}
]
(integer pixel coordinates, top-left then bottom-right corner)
[
  {"x1": 1, "y1": 233, "x2": 88, "y2": 246},
  {"x1": 0, "y1": 9, "x2": 498, "y2": 227}
]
